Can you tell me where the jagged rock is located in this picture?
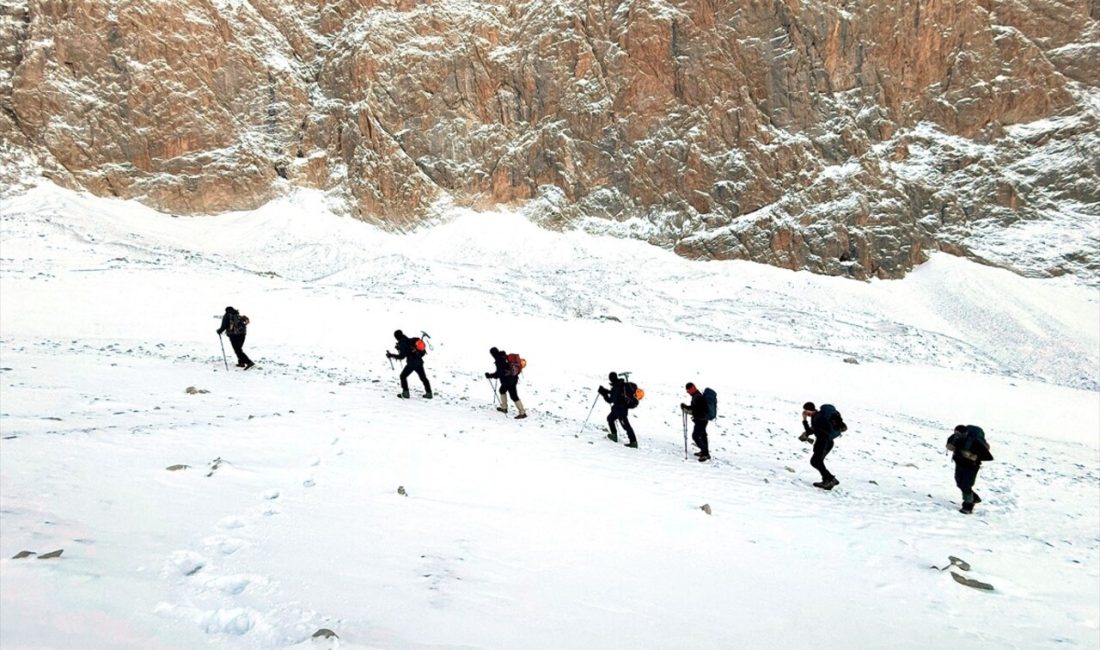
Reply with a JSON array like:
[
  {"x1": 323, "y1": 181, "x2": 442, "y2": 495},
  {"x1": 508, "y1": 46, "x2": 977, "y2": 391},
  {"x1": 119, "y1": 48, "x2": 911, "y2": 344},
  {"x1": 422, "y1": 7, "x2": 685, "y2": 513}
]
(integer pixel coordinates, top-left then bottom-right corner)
[
  {"x1": 312, "y1": 628, "x2": 338, "y2": 639},
  {"x1": 700, "y1": 504, "x2": 712, "y2": 515},
  {"x1": 37, "y1": 549, "x2": 63, "y2": 559},
  {"x1": 12, "y1": 550, "x2": 35, "y2": 559},
  {"x1": 843, "y1": 357, "x2": 859, "y2": 365},
  {"x1": 397, "y1": 486, "x2": 407, "y2": 496},
  {"x1": 184, "y1": 386, "x2": 209, "y2": 395},
  {"x1": 165, "y1": 464, "x2": 191, "y2": 471},
  {"x1": 951, "y1": 571, "x2": 994, "y2": 591},
  {"x1": 2, "y1": 0, "x2": 1097, "y2": 281}
]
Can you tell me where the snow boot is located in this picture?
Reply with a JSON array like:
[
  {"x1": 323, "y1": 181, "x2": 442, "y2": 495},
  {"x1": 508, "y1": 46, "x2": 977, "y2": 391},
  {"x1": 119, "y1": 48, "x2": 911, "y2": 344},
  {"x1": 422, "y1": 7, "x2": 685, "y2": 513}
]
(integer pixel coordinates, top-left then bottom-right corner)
[
  {"x1": 972, "y1": 492, "x2": 982, "y2": 504},
  {"x1": 498, "y1": 394, "x2": 509, "y2": 413},
  {"x1": 813, "y1": 479, "x2": 836, "y2": 490},
  {"x1": 606, "y1": 432, "x2": 618, "y2": 443},
  {"x1": 960, "y1": 502, "x2": 974, "y2": 514},
  {"x1": 515, "y1": 413, "x2": 528, "y2": 419},
  {"x1": 497, "y1": 407, "x2": 508, "y2": 413},
  {"x1": 423, "y1": 391, "x2": 433, "y2": 399},
  {"x1": 398, "y1": 390, "x2": 410, "y2": 399},
  {"x1": 514, "y1": 400, "x2": 526, "y2": 419},
  {"x1": 625, "y1": 441, "x2": 638, "y2": 448},
  {"x1": 243, "y1": 362, "x2": 255, "y2": 370},
  {"x1": 826, "y1": 478, "x2": 840, "y2": 489},
  {"x1": 697, "y1": 453, "x2": 710, "y2": 462}
]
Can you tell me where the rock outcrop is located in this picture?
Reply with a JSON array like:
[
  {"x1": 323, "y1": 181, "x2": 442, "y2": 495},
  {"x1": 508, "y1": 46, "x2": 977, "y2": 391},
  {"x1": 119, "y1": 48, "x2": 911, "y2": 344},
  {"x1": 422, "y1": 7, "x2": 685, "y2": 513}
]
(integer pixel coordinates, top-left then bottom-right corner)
[{"x1": 2, "y1": 0, "x2": 1097, "y2": 280}]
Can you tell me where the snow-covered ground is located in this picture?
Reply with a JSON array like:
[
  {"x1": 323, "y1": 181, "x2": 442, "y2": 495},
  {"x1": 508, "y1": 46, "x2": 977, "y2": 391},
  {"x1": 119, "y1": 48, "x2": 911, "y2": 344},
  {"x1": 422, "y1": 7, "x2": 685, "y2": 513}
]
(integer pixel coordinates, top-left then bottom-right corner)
[{"x1": 1, "y1": 185, "x2": 1098, "y2": 649}]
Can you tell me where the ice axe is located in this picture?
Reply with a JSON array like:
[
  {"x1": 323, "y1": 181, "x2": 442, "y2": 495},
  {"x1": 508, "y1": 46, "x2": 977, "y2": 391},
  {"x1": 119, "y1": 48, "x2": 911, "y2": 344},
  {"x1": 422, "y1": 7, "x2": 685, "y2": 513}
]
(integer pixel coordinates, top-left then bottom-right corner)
[{"x1": 420, "y1": 330, "x2": 432, "y2": 349}]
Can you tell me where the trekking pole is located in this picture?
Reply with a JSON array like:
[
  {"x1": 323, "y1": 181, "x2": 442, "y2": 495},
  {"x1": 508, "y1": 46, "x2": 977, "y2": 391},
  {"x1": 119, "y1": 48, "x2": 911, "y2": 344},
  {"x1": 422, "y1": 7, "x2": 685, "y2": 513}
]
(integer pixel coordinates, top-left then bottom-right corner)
[
  {"x1": 682, "y1": 409, "x2": 689, "y2": 459},
  {"x1": 386, "y1": 353, "x2": 394, "y2": 371},
  {"x1": 487, "y1": 377, "x2": 498, "y2": 404},
  {"x1": 217, "y1": 333, "x2": 229, "y2": 371},
  {"x1": 579, "y1": 392, "x2": 600, "y2": 435}
]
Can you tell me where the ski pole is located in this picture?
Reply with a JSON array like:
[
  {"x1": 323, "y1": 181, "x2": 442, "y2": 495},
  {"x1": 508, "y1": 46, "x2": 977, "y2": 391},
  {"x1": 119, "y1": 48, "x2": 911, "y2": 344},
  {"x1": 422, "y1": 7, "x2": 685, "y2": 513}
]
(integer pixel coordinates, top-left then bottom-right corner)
[
  {"x1": 217, "y1": 333, "x2": 229, "y2": 371},
  {"x1": 579, "y1": 392, "x2": 600, "y2": 435}
]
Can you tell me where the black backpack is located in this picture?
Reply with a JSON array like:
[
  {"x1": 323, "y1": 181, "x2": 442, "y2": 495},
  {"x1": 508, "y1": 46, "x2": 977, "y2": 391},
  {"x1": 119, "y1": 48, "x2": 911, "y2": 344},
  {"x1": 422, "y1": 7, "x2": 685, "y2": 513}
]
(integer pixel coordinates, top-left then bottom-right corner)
[
  {"x1": 819, "y1": 404, "x2": 847, "y2": 438},
  {"x1": 703, "y1": 388, "x2": 718, "y2": 420},
  {"x1": 227, "y1": 313, "x2": 248, "y2": 336},
  {"x1": 623, "y1": 382, "x2": 642, "y2": 409}
]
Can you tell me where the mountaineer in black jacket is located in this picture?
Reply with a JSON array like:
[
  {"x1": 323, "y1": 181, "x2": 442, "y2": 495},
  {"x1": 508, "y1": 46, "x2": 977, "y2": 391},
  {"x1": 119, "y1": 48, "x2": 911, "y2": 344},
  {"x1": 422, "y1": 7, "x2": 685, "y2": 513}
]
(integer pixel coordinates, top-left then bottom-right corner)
[
  {"x1": 386, "y1": 330, "x2": 432, "y2": 399},
  {"x1": 598, "y1": 372, "x2": 637, "y2": 448},
  {"x1": 947, "y1": 424, "x2": 993, "y2": 514},
  {"x1": 216, "y1": 306, "x2": 253, "y2": 369},
  {"x1": 682, "y1": 383, "x2": 710, "y2": 462},
  {"x1": 800, "y1": 402, "x2": 840, "y2": 490},
  {"x1": 485, "y1": 347, "x2": 526, "y2": 419}
]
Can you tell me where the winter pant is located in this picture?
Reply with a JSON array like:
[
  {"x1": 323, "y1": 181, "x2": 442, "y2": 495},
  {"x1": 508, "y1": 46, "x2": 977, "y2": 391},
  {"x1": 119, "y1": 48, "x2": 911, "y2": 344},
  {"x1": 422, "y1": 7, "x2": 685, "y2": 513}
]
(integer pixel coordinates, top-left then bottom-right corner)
[
  {"x1": 498, "y1": 377, "x2": 520, "y2": 401},
  {"x1": 810, "y1": 436, "x2": 835, "y2": 482},
  {"x1": 954, "y1": 461, "x2": 980, "y2": 504},
  {"x1": 400, "y1": 363, "x2": 431, "y2": 393},
  {"x1": 607, "y1": 407, "x2": 636, "y2": 445},
  {"x1": 692, "y1": 419, "x2": 709, "y2": 456},
  {"x1": 228, "y1": 333, "x2": 252, "y2": 366}
]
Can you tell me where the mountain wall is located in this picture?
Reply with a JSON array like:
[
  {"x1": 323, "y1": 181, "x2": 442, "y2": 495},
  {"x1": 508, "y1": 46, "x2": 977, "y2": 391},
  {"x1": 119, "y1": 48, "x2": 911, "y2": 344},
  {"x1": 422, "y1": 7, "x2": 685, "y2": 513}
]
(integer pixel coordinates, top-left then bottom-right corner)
[{"x1": 2, "y1": 0, "x2": 1097, "y2": 280}]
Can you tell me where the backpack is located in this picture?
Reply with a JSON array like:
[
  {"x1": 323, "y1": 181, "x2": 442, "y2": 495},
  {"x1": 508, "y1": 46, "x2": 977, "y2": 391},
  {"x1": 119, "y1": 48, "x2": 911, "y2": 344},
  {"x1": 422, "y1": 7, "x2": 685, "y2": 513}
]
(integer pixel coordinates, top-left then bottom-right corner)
[
  {"x1": 623, "y1": 381, "x2": 644, "y2": 409},
  {"x1": 227, "y1": 313, "x2": 248, "y2": 336},
  {"x1": 949, "y1": 425, "x2": 994, "y2": 462},
  {"x1": 410, "y1": 337, "x2": 427, "y2": 356},
  {"x1": 819, "y1": 404, "x2": 846, "y2": 439},
  {"x1": 703, "y1": 388, "x2": 718, "y2": 421},
  {"x1": 505, "y1": 353, "x2": 526, "y2": 377}
]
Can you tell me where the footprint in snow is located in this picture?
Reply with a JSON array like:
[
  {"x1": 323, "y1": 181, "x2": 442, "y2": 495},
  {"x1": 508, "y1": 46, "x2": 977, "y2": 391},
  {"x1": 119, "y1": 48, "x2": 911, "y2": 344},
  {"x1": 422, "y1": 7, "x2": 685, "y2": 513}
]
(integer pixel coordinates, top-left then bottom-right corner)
[
  {"x1": 169, "y1": 550, "x2": 206, "y2": 577},
  {"x1": 206, "y1": 575, "x2": 256, "y2": 596},
  {"x1": 216, "y1": 516, "x2": 247, "y2": 531},
  {"x1": 263, "y1": 489, "x2": 280, "y2": 500},
  {"x1": 303, "y1": 478, "x2": 316, "y2": 488}
]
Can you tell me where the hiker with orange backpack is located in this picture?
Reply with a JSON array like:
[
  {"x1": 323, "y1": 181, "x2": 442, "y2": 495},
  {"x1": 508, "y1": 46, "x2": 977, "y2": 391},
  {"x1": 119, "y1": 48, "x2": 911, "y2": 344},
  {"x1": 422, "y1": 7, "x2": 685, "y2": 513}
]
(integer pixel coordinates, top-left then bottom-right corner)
[
  {"x1": 485, "y1": 347, "x2": 527, "y2": 419},
  {"x1": 386, "y1": 330, "x2": 432, "y2": 399},
  {"x1": 598, "y1": 372, "x2": 638, "y2": 448}
]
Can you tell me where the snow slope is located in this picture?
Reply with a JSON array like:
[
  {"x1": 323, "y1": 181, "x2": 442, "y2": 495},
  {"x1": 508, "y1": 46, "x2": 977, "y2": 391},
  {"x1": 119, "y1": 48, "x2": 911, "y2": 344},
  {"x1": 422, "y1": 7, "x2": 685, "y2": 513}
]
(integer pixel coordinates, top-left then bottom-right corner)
[{"x1": 1, "y1": 185, "x2": 1098, "y2": 649}]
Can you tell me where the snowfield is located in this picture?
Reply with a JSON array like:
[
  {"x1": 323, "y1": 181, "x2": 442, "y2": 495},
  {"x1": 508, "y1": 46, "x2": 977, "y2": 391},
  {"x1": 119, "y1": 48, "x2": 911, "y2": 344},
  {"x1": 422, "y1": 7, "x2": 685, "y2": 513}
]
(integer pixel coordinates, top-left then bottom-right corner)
[{"x1": 1, "y1": 185, "x2": 1098, "y2": 649}]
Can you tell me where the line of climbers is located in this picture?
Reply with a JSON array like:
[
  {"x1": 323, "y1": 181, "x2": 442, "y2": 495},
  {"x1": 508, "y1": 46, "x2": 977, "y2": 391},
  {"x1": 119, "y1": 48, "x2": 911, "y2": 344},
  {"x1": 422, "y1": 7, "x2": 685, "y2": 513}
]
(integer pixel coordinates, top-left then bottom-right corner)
[{"x1": 213, "y1": 306, "x2": 993, "y2": 515}]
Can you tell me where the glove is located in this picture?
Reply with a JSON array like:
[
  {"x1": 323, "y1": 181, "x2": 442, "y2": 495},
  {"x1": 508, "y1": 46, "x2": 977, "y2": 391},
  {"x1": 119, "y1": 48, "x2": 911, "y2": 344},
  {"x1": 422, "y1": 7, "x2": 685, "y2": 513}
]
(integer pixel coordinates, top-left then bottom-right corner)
[
  {"x1": 484, "y1": 372, "x2": 491, "y2": 378},
  {"x1": 798, "y1": 432, "x2": 811, "y2": 442},
  {"x1": 385, "y1": 352, "x2": 393, "y2": 359},
  {"x1": 216, "y1": 330, "x2": 221, "y2": 335},
  {"x1": 681, "y1": 403, "x2": 688, "y2": 411}
]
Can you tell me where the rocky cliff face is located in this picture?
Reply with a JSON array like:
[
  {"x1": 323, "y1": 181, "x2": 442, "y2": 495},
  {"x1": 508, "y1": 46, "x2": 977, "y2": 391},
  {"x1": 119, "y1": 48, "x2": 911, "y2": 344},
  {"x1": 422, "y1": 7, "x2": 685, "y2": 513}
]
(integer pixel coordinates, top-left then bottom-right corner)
[{"x1": 2, "y1": 0, "x2": 1097, "y2": 281}]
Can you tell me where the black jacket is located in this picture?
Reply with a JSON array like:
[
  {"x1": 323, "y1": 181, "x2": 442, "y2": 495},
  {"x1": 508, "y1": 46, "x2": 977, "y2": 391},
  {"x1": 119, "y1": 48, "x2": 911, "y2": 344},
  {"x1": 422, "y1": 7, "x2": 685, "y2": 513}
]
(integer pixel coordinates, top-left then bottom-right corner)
[
  {"x1": 807, "y1": 411, "x2": 834, "y2": 439},
  {"x1": 486, "y1": 351, "x2": 510, "y2": 379},
  {"x1": 217, "y1": 309, "x2": 246, "y2": 336},
  {"x1": 600, "y1": 378, "x2": 629, "y2": 409},
  {"x1": 687, "y1": 392, "x2": 708, "y2": 422},
  {"x1": 392, "y1": 336, "x2": 424, "y2": 366}
]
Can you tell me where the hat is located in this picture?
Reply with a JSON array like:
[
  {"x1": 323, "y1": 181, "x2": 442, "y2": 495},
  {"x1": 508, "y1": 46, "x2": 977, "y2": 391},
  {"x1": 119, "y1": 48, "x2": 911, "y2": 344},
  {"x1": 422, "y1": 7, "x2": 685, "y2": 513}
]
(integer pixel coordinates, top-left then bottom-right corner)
[
  {"x1": 490, "y1": 347, "x2": 499, "y2": 356},
  {"x1": 954, "y1": 424, "x2": 967, "y2": 433},
  {"x1": 393, "y1": 329, "x2": 404, "y2": 339},
  {"x1": 685, "y1": 382, "x2": 696, "y2": 391},
  {"x1": 608, "y1": 372, "x2": 618, "y2": 382},
  {"x1": 802, "y1": 402, "x2": 816, "y2": 412}
]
